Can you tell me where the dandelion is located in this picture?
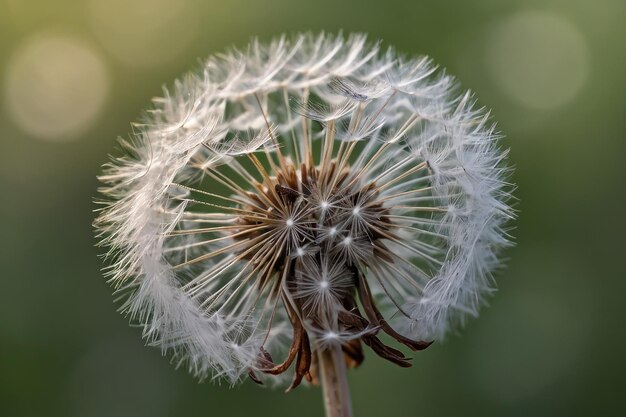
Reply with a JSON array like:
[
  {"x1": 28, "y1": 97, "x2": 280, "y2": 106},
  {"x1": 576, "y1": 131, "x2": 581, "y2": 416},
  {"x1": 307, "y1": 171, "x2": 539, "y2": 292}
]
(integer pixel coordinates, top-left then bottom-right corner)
[{"x1": 95, "y1": 33, "x2": 514, "y2": 417}]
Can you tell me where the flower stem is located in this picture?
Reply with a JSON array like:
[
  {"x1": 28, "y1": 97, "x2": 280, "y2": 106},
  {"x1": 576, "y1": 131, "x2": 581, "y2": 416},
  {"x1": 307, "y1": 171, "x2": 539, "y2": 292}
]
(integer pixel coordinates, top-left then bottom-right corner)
[{"x1": 318, "y1": 345, "x2": 353, "y2": 417}]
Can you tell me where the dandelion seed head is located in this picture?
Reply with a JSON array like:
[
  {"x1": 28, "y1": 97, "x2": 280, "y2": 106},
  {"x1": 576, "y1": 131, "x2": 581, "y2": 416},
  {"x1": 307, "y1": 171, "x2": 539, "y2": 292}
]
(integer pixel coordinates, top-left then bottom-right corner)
[{"x1": 95, "y1": 32, "x2": 514, "y2": 387}]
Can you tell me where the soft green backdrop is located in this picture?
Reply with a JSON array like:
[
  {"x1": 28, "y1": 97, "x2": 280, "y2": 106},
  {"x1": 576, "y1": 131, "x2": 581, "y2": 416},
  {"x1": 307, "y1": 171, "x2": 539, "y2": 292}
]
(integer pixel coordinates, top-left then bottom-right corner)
[{"x1": 1, "y1": 0, "x2": 624, "y2": 416}]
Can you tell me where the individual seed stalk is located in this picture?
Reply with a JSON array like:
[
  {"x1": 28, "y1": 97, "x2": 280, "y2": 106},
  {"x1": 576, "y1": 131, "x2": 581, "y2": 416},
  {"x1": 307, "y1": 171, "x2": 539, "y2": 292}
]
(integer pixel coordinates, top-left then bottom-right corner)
[{"x1": 95, "y1": 33, "x2": 513, "y2": 415}]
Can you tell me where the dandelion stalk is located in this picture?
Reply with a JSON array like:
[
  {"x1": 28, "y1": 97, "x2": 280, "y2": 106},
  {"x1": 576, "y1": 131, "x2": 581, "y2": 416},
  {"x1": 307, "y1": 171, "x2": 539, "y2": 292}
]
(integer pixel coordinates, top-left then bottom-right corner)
[
  {"x1": 95, "y1": 32, "x2": 514, "y2": 409},
  {"x1": 319, "y1": 346, "x2": 352, "y2": 417}
]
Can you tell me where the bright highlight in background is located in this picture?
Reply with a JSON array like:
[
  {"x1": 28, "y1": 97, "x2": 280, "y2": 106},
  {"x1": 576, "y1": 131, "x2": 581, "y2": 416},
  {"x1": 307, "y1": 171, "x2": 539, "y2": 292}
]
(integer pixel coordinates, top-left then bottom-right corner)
[
  {"x1": 486, "y1": 11, "x2": 589, "y2": 110},
  {"x1": 4, "y1": 34, "x2": 109, "y2": 142}
]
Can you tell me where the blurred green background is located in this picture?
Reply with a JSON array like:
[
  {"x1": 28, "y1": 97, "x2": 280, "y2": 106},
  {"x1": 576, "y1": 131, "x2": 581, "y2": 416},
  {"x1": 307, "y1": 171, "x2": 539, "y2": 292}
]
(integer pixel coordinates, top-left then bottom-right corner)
[{"x1": 1, "y1": 0, "x2": 624, "y2": 416}]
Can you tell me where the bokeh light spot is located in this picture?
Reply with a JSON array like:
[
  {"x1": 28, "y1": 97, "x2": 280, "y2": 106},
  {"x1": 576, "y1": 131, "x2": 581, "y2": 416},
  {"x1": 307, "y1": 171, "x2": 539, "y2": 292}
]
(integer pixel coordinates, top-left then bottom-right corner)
[
  {"x1": 87, "y1": 0, "x2": 198, "y2": 68},
  {"x1": 4, "y1": 34, "x2": 109, "y2": 142},
  {"x1": 486, "y1": 11, "x2": 589, "y2": 110}
]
